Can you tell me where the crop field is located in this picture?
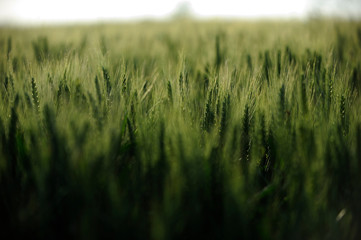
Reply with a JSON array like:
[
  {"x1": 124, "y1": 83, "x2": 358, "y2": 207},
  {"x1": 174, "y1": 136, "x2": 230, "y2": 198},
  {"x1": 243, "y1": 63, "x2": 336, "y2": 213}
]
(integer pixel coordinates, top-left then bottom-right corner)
[{"x1": 0, "y1": 20, "x2": 361, "y2": 239}]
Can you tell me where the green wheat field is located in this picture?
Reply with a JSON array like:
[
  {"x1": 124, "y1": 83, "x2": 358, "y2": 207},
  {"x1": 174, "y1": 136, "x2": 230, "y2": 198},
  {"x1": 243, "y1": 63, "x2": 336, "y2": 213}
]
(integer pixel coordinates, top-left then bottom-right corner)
[{"x1": 1, "y1": 20, "x2": 361, "y2": 239}]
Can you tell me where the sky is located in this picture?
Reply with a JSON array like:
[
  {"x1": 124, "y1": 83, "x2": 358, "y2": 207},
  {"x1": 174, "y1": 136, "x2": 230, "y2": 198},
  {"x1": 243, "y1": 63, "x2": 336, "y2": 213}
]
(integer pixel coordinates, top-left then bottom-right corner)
[{"x1": 0, "y1": 0, "x2": 360, "y2": 25}]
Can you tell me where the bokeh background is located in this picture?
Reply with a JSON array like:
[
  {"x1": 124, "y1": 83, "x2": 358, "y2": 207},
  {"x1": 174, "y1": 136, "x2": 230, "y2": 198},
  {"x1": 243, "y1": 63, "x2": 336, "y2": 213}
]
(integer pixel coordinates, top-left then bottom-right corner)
[{"x1": 0, "y1": 0, "x2": 361, "y2": 25}]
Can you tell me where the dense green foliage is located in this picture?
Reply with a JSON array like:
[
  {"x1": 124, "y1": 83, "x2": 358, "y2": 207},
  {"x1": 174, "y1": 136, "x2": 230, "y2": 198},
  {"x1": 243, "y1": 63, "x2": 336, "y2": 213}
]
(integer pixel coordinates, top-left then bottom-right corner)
[{"x1": 1, "y1": 20, "x2": 361, "y2": 239}]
